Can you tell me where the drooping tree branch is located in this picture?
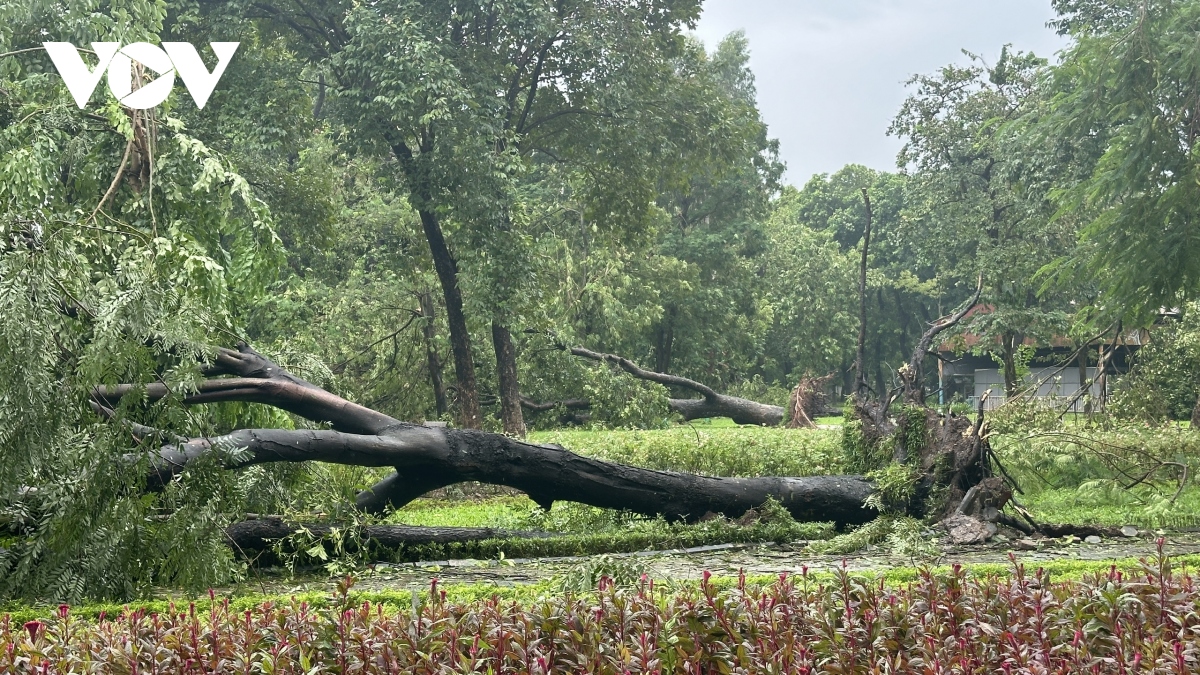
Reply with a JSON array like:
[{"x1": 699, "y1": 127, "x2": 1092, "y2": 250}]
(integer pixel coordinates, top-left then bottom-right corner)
[{"x1": 567, "y1": 346, "x2": 720, "y2": 399}]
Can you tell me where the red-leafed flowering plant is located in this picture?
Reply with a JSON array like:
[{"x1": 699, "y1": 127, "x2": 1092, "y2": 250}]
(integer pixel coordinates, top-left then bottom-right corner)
[{"x1": 2, "y1": 542, "x2": 1198, "y2": 673}]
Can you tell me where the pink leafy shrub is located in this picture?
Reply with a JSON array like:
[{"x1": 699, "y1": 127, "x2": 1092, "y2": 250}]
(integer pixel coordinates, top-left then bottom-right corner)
[{"x1": 3, "y1": 542, "x2": 1199, "y2": 673}]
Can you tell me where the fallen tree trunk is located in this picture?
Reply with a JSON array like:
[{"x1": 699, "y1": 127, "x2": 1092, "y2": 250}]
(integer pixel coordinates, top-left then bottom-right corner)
[
  {"x1": 225, "y1": 518, "x2": 555, "y2": 553},
  {"x1": 665, "y1": 396, "x2": 784, "y2": 426},
  {"x1": 135, "y1": 425, "x2": 876, "y2": 524},
  {"x1": 564, "y1": 346, "x2": 785, "y2": 426},
  {"x1": 94, "y1": 343, "x2": 876, "y2": 529},
  {"x1": 520, "y1": 394, "x2": 788, "y2": 428}
]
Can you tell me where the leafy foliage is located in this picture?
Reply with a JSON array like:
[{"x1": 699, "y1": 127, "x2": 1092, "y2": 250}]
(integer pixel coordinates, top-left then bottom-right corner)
[
  {"x1": 1041, "y1": 0, "x2": 1200, "y2": 316},
  {"x1": 1110, "y1": 308, "x2": 1200, "y2": 422},
  {"x1": 0, "y1": 1, "x2": 288, "y2": 601}
]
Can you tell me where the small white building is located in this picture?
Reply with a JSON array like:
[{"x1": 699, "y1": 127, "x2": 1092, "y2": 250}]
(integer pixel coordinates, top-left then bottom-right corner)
[{"x1": 969, "y1": 367, "x2": 1105, "y2": 412}]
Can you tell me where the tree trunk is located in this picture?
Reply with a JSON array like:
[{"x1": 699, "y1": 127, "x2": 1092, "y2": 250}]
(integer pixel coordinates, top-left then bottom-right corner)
[
  {"x1": 1191, "y1": 390, "x2": 1200, "y2": 429},
  {"x1": 854, "y1": 189, "x2": 873, "y2": 398},
  {"x1": 1001, "y1": 332, "x2": 1019, "y2": 398},
  {"x1": 417, "y1": 208, "x2": 481, "y2": 429},
  {"x1": 491, "y1": 322, "x2": 526, "y2": 437},
  {"x1": 654, "y1": 309, "x2": 675, "y2": 374},
  {"x1": 94, "y1": 343, "x2": 875, "y2": 530},
  {"x1": 418, "y1": 290, "x2": 448, "y2": 418},
  {"x1": 521, "y1": 395, "x2": 784, "y2": 427},
  {"x1": 667, "y1": 396, "x2": 784, "y2": 426}
]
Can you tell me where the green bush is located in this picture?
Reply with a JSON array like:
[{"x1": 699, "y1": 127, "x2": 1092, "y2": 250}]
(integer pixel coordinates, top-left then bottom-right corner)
[{"x1": 1110, "y1": 306, "x2": 1200, "y2": 421}]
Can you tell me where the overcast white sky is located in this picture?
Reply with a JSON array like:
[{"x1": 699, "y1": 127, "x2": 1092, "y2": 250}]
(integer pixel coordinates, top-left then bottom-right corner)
[{"x1": 692, "y1": 0, "x2": 1070, "y2": 186}]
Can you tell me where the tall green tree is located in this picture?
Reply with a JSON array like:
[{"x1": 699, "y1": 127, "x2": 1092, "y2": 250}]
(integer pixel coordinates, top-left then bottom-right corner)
[
  {"x1": 649, "y1": 32, "x2": 783, "y2": 385},
  {"x1": 891, "y1": 47, "x2": 1074, "y2": 396},
  {"x1": 756, "y1": 185, "x2": 858, "y2": 389},
  {"x1": 214, "y1": 0, "x2": 711, "y2": 434},
  {"x1": 0, "y1": 0, "x2": 284, "y2": 599},
  {"x1": 1039, "y1": 0, "x2": 1200, "y2": 317}
]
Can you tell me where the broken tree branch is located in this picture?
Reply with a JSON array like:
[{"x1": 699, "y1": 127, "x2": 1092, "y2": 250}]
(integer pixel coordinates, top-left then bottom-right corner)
[
  {"x1": 562, "y1": 345, "x2": 785, "y2": 425},
  {"x1": 900, "y1": 275, "x2": 983, "y2": 405}
]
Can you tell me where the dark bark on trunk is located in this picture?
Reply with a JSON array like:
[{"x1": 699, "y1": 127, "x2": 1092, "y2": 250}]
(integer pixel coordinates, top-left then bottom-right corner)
[
  {"x1": 417, "y1": 290, "x2": 448, "y2": 418},
  {"x1": 96, "y1": 343, "x2": 400, "y2": 435},
  {"x1": 416, "y1": 208, "x2": 481, "y2": 429},
  {"x1": 654, "y1": 309, "x2": 674, "y2": 374},
  {"x1": 854, "y1": 189, "x2": 873, "y2": 399},
  {"x1": 146, "y1": 425, "x2": 875, "y2": 526},
  {"x1": 565, "y1": 346, "x2": 784, "y2": 426},
  {"x1": 666, "y1": 396, "x2": 784, "y2": 426},
  {"x1": 1001, "y1": 332, "x2": 1019, "y2": 399},
  {"x1": 354, "y1": 429, "x2": 875, "y2": 524},
  {"x1": 225, "y1": 517, "x2": 553, "y2": 553},
  {"x1": 1191, "y1": 391, "x2": 1200, "y2": 429},
  {"x1": 491, "y1": 322, "x2": 526, "y2": 437},
  {"x1": 100, "y1": 342, "x2": 875, "y2": 530},
  {"x1": 520, "y1": 395, "x2": 784, "y2": 427}
]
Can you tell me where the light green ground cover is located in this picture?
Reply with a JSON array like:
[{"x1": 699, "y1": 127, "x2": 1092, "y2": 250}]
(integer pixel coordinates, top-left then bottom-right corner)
[{"x1": 7, "y1": 551, "x2": 1200, "y2": 625}]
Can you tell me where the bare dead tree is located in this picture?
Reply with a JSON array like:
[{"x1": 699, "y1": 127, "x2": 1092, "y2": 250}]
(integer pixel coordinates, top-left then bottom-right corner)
[{"x1": 853, "y1": 188, "x2": 872, "y2": 401}]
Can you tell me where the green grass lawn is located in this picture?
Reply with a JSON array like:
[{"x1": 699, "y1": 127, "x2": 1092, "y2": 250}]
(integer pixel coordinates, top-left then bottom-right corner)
[{"x1": 529, "y1": 426, "x2": 843, "y2": 477}]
